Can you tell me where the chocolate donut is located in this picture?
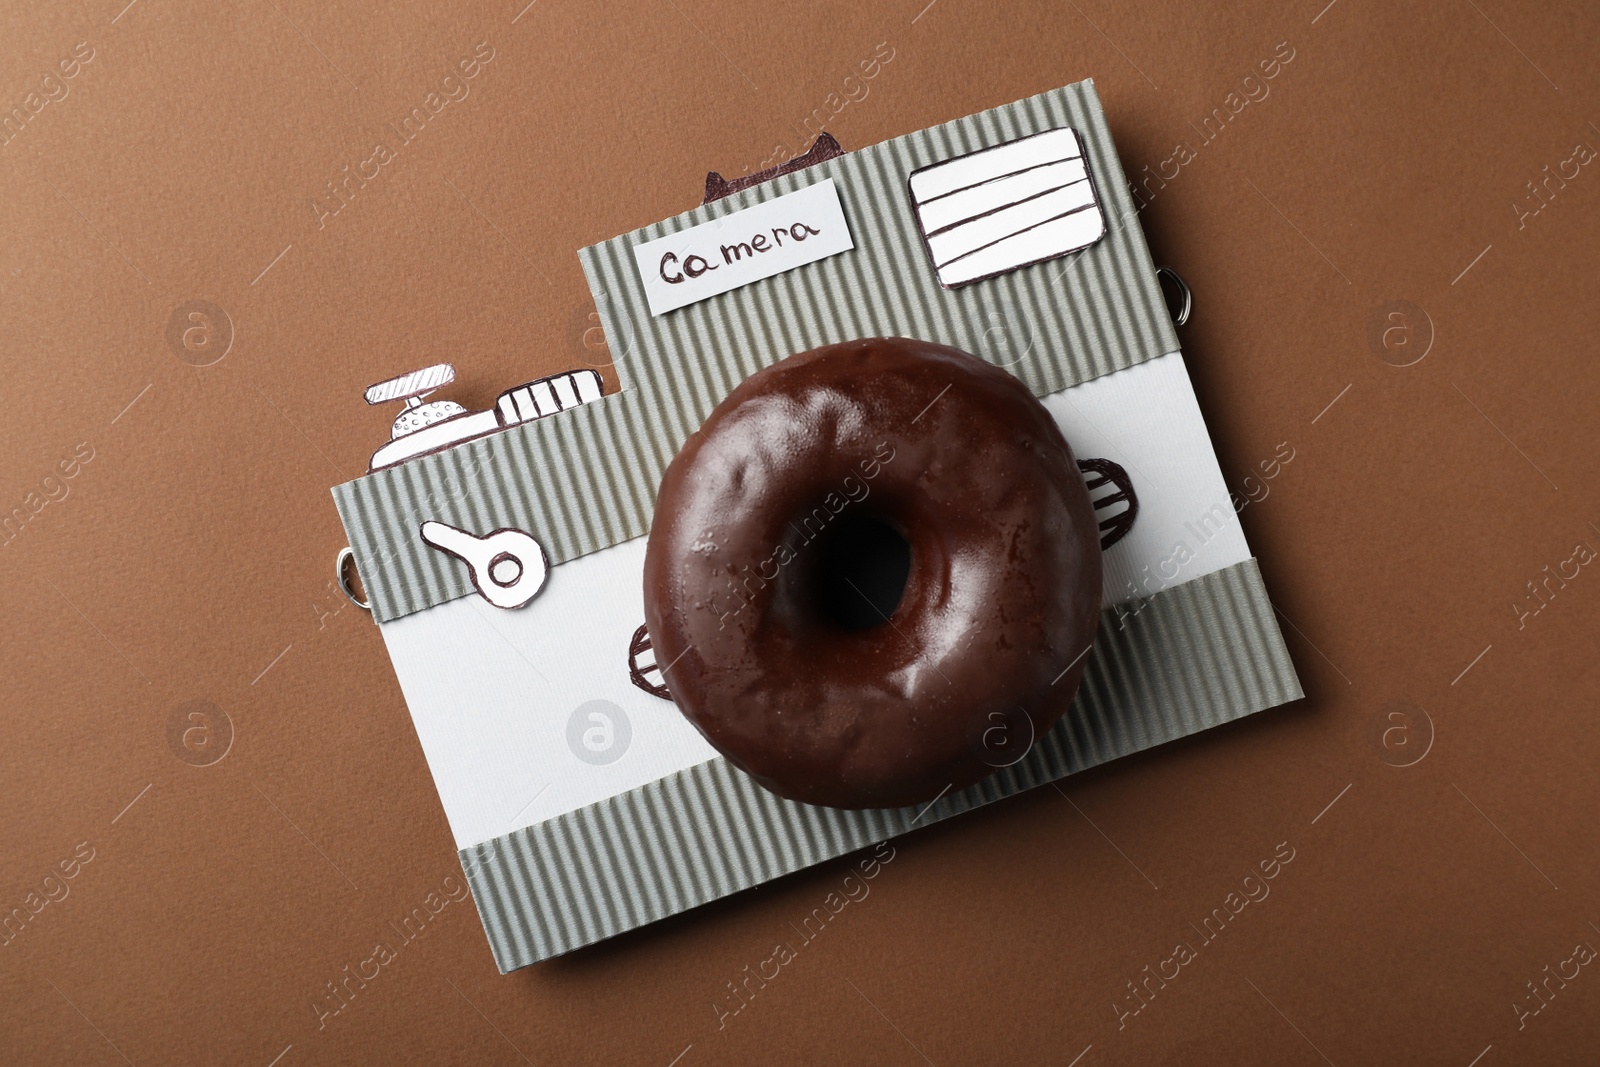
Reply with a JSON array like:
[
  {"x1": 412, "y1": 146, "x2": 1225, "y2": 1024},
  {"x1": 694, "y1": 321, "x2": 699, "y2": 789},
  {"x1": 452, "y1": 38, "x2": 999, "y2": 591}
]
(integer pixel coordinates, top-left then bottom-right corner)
[{"x1": 643, "y1": 337, "x2": 1102, "y2": 809}]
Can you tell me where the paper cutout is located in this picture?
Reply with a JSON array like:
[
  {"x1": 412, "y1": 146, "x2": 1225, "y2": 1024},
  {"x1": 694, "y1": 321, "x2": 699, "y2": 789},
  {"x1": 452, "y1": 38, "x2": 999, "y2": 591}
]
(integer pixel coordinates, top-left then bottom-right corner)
[
  {"x1": 908, "y1": 127, "x2": 1106, "y2": 288},
  {"x1": 365, "y1": 363, "x2": 603, "y2": 472},
  {"x1": 419, "y1": 521, "x2": 548, "y2": 609},
  {"x1": 703, "y1": 133, "x2": 845, "y2": 205},
  {"x1": 1078, "y1": 457, "x2": 1138, "y2": 549},
  {"x1": 630, "y1": 179, "x2": 855, "y2": 316},
  {"x1": 332, "y1": 81, "x2": 1301, "y2": 970},
  {"x1": 627, "y1": 624, "x2": 672, "y2": 700}
]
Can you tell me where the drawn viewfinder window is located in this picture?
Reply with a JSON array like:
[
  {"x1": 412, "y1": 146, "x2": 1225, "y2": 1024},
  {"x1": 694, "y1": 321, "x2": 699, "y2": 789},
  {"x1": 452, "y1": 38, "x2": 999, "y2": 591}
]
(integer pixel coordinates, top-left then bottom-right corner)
[{"x1": 908, "y1": 127, "x2": 1106, "y2": 289}]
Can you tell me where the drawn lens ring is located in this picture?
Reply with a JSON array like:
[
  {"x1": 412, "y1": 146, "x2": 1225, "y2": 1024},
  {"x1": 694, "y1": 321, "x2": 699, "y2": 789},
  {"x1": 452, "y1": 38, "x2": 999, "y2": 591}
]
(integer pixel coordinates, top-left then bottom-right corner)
[{"x1": 488, "y1": 551, "x2": 523, "y2": 588}]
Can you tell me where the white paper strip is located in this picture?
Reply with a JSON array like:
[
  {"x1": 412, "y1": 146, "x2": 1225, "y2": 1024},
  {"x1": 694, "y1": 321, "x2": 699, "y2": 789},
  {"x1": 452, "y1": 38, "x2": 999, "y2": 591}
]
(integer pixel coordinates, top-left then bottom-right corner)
[{"x1": 379, "y1": 350, "x2": 1249, "y2": 850}]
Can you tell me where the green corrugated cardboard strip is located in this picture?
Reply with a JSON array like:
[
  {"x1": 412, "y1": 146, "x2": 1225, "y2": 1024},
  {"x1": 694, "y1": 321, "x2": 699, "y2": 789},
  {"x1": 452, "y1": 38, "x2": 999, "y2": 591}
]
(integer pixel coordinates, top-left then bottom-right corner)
[
  {"x1": 461, "y1": 559, "x2": 1302, "y2": 971},
  {"x1": 331, "y1": 79, "x2": 1176, "y2": 623}
]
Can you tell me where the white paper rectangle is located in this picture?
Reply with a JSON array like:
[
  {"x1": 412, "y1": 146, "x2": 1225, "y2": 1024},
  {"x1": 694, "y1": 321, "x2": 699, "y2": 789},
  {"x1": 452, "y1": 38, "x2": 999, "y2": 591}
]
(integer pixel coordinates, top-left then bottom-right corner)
[
  {"x1": 910, "y1": 128, "x2": 1105, "y2": 288},
  {"x1": 379, "y1": 350, "x2": 1249, "y2": 851},
  {"x1": 631, "y1": 179, "x2": 855, "y2": 316}
]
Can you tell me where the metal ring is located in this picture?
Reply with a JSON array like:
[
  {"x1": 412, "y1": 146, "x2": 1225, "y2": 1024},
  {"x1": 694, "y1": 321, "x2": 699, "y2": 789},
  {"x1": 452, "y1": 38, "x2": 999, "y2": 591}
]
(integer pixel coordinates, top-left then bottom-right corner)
[
  {"x1": 335, "y1": 547, "x2": 371, "y2": 611},
  {"x1": 1156, "y1": 265, "x2": 1192, "y2": 327}
]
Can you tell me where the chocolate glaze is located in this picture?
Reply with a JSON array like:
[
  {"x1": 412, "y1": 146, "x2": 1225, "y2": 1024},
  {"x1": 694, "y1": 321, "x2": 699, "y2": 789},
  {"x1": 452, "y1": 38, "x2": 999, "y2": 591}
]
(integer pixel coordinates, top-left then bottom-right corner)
[{"x1": 643, "y1": 337, "x2": 1102, "y2": 809}]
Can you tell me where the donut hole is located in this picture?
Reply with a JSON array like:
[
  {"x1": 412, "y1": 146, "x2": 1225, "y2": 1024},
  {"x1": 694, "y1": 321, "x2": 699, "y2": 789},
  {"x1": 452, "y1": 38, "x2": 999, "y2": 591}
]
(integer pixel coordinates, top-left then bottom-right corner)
[{"x1": 809, "y1": 512, "x2": 912, "y2": 631}]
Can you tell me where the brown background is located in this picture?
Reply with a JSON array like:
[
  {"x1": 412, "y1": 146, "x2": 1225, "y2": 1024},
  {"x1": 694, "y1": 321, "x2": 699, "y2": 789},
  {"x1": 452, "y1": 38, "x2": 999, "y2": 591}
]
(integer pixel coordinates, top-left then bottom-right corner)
[{"x1": 3, "y1": 0, "x2": 1598, "y2": 1063}]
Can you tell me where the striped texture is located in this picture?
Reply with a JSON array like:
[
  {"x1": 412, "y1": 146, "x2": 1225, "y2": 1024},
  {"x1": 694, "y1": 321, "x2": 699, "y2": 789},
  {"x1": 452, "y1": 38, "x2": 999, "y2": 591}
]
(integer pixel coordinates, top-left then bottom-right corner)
[
  {"x1": 461, "y1": 559, "x2": 1302, "y2": 971},
  {"x1": 910, "y1": 127, "x2": 1105, "y2": 288},
  {"x1": 332, "y1": 79, "x2": 1177, "y2": 623}
]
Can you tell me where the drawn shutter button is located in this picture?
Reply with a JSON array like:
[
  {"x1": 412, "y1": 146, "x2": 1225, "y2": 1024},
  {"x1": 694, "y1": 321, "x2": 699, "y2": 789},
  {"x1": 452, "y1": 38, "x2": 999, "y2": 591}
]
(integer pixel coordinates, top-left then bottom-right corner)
[{"x1": 420, "y1": 521, "x2": 549, "y2": 609}]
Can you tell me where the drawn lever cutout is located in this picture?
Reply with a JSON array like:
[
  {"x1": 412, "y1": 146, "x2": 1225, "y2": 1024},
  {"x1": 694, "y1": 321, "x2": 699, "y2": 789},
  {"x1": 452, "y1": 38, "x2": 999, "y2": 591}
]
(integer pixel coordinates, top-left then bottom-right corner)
[{"x1": 420, "y1": 521, "x2": 549, "y2": 609}]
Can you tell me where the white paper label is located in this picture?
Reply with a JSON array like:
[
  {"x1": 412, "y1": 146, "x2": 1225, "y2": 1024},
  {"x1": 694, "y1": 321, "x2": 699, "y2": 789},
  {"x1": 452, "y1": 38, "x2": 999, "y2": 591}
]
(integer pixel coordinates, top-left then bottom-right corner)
[{"x1": 630, "y1": 179, "x2": 854, "y2": 316}]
